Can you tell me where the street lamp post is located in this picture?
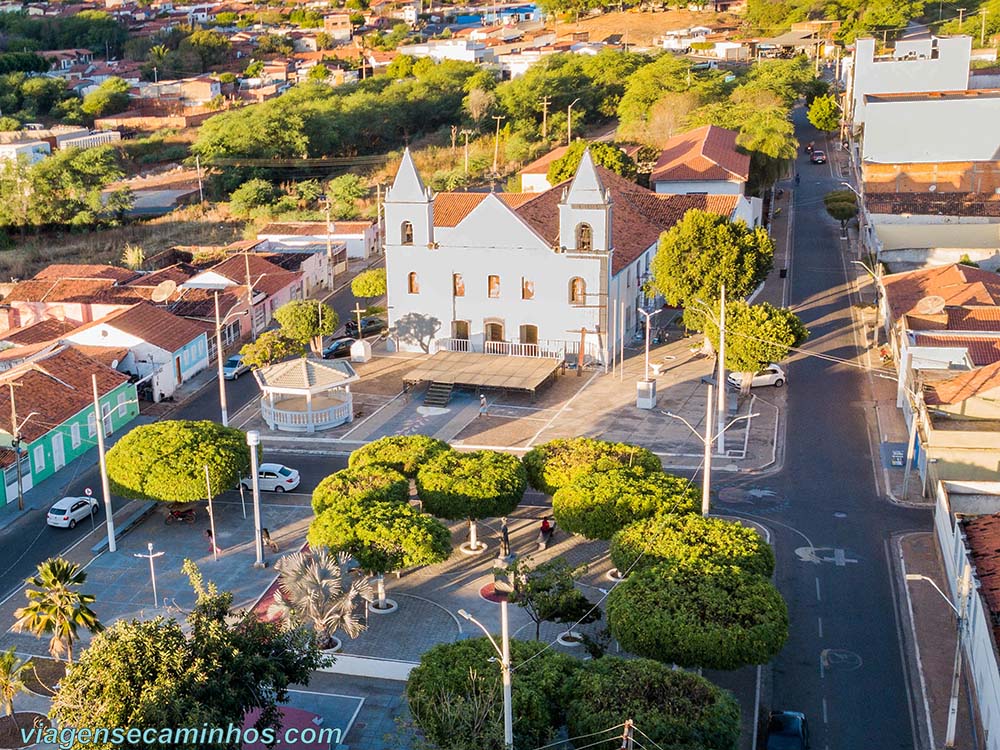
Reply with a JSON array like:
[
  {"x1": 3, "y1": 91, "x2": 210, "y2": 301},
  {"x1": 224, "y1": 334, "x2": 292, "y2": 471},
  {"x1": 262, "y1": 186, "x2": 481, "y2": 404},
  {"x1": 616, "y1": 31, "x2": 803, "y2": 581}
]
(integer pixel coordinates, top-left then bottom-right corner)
[
  {"x1": 246, "y1": 430, "x2": 265, "y2": 568},
  {"x1": 133, "y1": 542, "x2": 164, "y2": 607},
  {"x1": 458, "y1": 606, "x2": 513, "y2": 750},
  {"x1": 906, "y1": 568, "x2": 972, "y2": 748},
  {"x1": 636, "y1": 308, "x2": 660, "y2": 381},
  {"x1": 92, "y1": 375, "x2": 116, "y2": 552},
  {"x1": 214, "y1": 291, "x2": 250, "y2": 427},
  {"x1": 567, "y1": 98, "x2": 580, "y2": 145}
]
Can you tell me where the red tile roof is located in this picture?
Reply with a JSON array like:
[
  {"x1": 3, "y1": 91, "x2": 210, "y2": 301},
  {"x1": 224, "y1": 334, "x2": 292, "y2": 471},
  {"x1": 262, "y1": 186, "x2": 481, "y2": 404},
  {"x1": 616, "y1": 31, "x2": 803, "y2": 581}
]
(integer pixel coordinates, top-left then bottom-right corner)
[
  {"x1": 520, "y1": 145, "x2": 570, "y2": 176},
  {"x1": 925, "y1": 360, "x2": 1000, "y2": 405},
  {"x1": 960, "y1": 514, "x2": 1000, "y2": 646},
  {"x1": 865, "y1": 192, "x2": 1000, "y2": 217},
  {"x1": 914, "y1": 334, "x2": 1000, "y2": 366},
  {"x1": 33, "y1": 264, "x2": 138, "y2": 283},
  {"x1": 68, "y1": 345, "x2": 130, "y2": 370},
  {"x1": 883, "y1": 264, "x2": 1000, "y2": 321},
  {"x1": 79, "y1": 303, "x2": 206, "y2": 353},
  {"x1": 3, "y1": 278, "x2": 117, "y2": 303},
  {"x1": 258, "y1": 221, "x2": 375, "y2": 235},
  {"x1": 432, "y1": 192, "x2": 537, "y2": 227},
  {"x1": 650, "y1": 125, "x2": 750, "y2": 184},
  {"x1": 0, "y1": 319, "x2": 78, "y2": 346},
  {"x1": 169, "y1": 287, "x2": 244, "y2": 321},
  {"x1": 0, "y1": 347, "x2": 130, "y2": 442}
]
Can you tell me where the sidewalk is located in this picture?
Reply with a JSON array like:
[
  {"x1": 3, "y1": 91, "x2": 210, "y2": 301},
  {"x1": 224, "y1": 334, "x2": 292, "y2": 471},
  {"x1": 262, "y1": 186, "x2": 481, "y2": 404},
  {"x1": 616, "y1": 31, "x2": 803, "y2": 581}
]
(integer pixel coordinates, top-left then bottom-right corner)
[{"x1": 895, "y1": 532, "x2": 980, "y2": 749}]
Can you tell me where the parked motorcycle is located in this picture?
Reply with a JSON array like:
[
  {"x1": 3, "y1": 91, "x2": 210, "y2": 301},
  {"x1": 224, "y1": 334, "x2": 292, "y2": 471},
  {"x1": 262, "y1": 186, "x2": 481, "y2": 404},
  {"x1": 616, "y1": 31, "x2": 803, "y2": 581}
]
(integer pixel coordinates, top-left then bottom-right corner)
[{"x1": 165, "y1": 507, "x2": 196, "y2": 525}]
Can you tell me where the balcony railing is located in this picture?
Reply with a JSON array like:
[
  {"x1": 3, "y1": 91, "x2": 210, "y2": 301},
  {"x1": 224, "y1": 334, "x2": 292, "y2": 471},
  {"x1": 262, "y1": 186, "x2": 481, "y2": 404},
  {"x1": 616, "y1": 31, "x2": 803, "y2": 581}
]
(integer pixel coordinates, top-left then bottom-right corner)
[{"x1": 260, "y1": 397, "x2": 352, "y2": 433}]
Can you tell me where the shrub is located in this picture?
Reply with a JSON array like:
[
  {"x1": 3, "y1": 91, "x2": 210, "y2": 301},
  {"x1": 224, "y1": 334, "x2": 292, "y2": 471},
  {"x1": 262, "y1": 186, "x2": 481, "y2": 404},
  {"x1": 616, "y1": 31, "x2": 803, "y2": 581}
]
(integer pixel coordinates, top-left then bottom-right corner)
[
  {"x1": 416, "y1": 450, "x2": 527, "y2": 522},
  {"x1": 552, "y1": 468, "x2": 697, "y2": 540},
  {"x1": 349, "y1": 435, "x2": 451, "y2": 478},
  {"x1": 311, "y1": 466, "x2": 409, "y2": 514},
  {"x1": 522, "y1": 437, "x2": 661, "y2": 495},
  {"x1": 565, "y1": 657, "x2": 740, "y2": 750},
  {"x1": 606, "y1": 563, "x2": 788, "y2": 670},
  {"x1": 610, "y1": 514, "x2": 775, "y2": 577},
  {"x1": 229, "y1": 178, "x2": 278, "y2": 217},
  {"x1": 406, "y1": 637, "x2": 578, "y2": 750}
]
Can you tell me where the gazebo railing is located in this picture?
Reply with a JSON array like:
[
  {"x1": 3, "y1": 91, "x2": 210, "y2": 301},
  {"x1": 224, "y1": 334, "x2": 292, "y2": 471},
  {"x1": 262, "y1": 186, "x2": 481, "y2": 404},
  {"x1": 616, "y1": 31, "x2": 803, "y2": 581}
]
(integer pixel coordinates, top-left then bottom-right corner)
[{"x1": 260, "y1": 398, "x2": 353, "y2": 433}]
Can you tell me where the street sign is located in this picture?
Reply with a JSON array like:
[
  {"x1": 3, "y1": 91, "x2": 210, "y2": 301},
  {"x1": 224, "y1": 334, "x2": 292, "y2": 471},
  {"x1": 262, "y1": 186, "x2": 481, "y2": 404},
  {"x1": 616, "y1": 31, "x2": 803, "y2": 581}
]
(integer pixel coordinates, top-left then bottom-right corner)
[{"x1": 84, "y1": 487, "x2": 93, "y2": 496}]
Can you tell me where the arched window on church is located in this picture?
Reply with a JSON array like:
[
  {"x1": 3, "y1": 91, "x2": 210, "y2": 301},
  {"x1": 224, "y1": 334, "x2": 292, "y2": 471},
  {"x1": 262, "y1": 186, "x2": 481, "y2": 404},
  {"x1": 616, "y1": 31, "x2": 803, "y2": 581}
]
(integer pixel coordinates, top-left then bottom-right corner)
[
  {"x1": 401, "y1": 221, "x2": 414, "y2": 245},
  {"x1": 576, "y1": 223, "x2": 592, "y2": 252},
  {"x1": 569, "y1": 277, "x2": 587, "y2": 305},
  {"x1": 408, "y1": 272, "x2": 419, "y2": 294}
]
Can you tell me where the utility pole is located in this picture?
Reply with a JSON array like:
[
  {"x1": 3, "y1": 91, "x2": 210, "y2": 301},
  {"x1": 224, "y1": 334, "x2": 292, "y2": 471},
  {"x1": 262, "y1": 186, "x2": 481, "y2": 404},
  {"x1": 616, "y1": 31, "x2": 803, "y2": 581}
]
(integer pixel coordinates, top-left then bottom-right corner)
[
  {"x1": 195, "y1": 155, "x2": 204, "y2": 204},
  {"x1": 244, "y1": 251, "x2": 256, "y2": 340},
  {"x1": 92, "y1": 375, "x2": 116, "y2": 552},
  {"x1": 566, "y1": 98, "x2": 580, "y2": 145},
  {"x1": 7, "y1": 382, "x2": 24, "y2": 511},
  {"x1": 717, "y1": 285, "x2": 726, "y2": 456},
  {"x1": 540, "y1": 95, "x2": 550, "y2": 140},
  {"x1": 205, "y1": 465, "x2": 218, "y2": 562},
  {"x1": 619, "y1": 720, "x2": 634, "y2": 750},
  {"x1": 902, "y1": 385, "x2": 923, "y2": 498},
  {"x1": 460, "y1": 129, "x2": 473, "y2": 175},
  {"x1": 982, "y1": 7, "x2": 988, "y2": 46},
  {"x1": 323, "y1": 195, "x2": 334, "y2": 288},
  {"x1": 450, "y1": 124, "x2": 458, "y2": 152},
  {"x1": 247, "y1": 430, "x2": 265, "y2": 568},
  {"x1": 946, "y1": 564, "x2": 973, "y2": 748},
  {"x1": 214, "y1": 291, "x2": 230, "y2": 427},
  {"x1": 491, "y1": 114, "x2": 505, "y2": 174},
  {"x1": 957, "y1": 7, "x2": 967, "y2": 30},
  {"x1": 702, "y1": 382, "x2": 713, "y2": 516},
  {"x1": 133, "y1": 542, "x2": 164, "y2": 607}
]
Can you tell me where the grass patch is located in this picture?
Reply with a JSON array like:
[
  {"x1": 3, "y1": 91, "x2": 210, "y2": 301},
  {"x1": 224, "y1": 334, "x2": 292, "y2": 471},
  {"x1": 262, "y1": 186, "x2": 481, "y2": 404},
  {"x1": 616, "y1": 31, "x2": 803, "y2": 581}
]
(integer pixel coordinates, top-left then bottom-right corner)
[{"x1": 23, "y1": 657, "x2": 66, "y2": 696}]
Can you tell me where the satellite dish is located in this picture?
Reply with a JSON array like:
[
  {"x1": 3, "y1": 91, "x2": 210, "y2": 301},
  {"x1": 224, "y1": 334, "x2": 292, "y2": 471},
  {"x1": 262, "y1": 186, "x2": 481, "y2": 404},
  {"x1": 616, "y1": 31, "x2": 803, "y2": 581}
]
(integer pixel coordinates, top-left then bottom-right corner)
[
  {"x1": 111, "y1": 358, "x2": 120, "y2": 368},
  {"x1": 150, "y1": 279, "x2": 177, "y2": 303},
  {"x1": 914, "y1": 295, "x2": 946, "y2": 315},
  {"x1": 928, "y1": 184, "x2": 937, "y2": 192}
]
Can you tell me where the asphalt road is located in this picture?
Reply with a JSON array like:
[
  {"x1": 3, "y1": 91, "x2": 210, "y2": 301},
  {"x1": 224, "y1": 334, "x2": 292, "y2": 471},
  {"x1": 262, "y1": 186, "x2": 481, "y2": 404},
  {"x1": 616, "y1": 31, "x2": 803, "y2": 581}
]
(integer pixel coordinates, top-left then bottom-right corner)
[{"x1": 714, "y1": 108, "x2": 930, "y2": 747}]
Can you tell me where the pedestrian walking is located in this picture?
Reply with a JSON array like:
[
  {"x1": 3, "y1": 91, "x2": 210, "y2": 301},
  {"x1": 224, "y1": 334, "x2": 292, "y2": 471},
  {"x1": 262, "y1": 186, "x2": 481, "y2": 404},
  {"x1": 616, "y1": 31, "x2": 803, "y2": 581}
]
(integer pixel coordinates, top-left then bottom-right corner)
[
  {"x1": 479, "y1": 394, "x2": 488, "y2": 417},
  {"x1": 794, "y1": 172, "x2": 800, "y2": 185},
  {"x1": 204, "y1": 529, "x2": 220, "y2": 555}
]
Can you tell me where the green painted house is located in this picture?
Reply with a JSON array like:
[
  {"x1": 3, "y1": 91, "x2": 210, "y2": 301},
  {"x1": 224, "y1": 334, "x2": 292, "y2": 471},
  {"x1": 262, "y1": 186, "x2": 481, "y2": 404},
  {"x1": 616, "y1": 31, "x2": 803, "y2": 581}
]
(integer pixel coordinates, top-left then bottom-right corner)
[{"x1": 0, "y1": 345, "x2": 139, "y2": 508}]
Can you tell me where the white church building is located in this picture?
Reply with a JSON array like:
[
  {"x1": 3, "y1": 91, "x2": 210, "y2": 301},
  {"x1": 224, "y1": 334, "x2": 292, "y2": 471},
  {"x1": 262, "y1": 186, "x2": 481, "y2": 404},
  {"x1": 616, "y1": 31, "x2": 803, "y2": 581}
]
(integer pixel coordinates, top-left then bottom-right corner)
[{"x1": 384, "y1": 148, "x2": 741, "y2": 363}]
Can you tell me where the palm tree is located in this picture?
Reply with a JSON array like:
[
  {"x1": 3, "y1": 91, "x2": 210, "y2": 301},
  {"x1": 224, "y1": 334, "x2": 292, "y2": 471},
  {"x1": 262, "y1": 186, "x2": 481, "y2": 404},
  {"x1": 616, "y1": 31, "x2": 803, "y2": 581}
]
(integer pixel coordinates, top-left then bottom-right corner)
[
  {"x1": 0, "y1": 648, "x2": 31, "y2": 726},
  {"x1": 13, "y1": 558, "x2": 103, "y2": 664},
  {"x1": 148, "y1": 44, "x2": 169, "y2": 65},
  {"x1": 267, "y1": 550, "x2": 371, "y2": 649}
]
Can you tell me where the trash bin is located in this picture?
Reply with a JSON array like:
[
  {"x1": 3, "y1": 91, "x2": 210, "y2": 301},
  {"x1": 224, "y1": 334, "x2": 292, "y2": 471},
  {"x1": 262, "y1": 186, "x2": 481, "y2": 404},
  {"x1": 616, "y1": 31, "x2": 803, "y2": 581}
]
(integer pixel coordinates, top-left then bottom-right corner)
[{"x1": 636, "y1": 379, "x2": 656, "y2": 409}]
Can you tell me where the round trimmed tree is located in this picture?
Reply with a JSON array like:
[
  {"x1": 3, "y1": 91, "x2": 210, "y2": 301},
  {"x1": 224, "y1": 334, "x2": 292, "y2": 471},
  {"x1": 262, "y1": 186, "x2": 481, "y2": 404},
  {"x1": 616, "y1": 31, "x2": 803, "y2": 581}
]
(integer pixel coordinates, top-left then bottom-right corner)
[
  {"x1": 349, "y1": 435, "x2": 451, "y2": 479},
  {"x1": 416, "y1": 450, "x2": 527, "y2": 553},
  {"x1": 610, "y1": 514, "x2": 775, "y2": 577},
  {"x1": 309, "y1": 496, "x2": 451, "y2": 610},
  {"x1": 406, "y1": 637, "x2": 578, "y2": 750},
  {"x1": 606, "y1": 563, "x2": 788, "y2": 670},
  {"x1": 565, "y1": 657, "x2": 740, "y2": 750},
  {"x1": 552, "y1": 468, "x2": 698, "y2": 540},
  {"x1": 523, "y1": 438, "x2": 661, "y2": 496},
  {"x1": 106, "y1": 420, "x2": 251, "y2": 504},
  {"x1": 311, "y1": 466, "x2": 409, "y2": 515}
]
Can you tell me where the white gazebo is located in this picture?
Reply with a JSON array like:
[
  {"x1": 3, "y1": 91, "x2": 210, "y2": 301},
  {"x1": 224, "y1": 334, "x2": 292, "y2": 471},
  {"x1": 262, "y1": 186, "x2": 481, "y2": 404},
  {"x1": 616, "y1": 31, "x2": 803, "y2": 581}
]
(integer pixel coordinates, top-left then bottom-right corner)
[{"x1": 253, "y1": 357, "x2": 359, "y2": 433}]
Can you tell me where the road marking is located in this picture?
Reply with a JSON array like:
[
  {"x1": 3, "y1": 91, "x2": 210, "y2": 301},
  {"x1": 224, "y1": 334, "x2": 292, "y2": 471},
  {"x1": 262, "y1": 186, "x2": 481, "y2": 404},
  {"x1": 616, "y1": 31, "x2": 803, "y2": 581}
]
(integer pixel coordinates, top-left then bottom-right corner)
[
  {"x1": 796, "y1": 546, "x2": 858, "y2": 566},
  {"x1": 819, "y1": 653, "x2": 825, "y2": 679},
  {"x1": 818, "y1": 617, "x2": 823, "y2": 638},
  {"x1": 815, "y1": 577, "x2": 822, "y2": 602},
  {"x1": 820, "y1": 649, "x2": 864, "y2": 671},
  {"x1": 822, "y1": 697, "x2": 828, "y2": 724}
]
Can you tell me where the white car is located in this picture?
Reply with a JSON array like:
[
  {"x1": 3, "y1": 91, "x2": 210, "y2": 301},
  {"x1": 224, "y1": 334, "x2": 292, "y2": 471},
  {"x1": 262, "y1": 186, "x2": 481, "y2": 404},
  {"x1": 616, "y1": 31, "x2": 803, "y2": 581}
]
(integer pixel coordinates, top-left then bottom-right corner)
[
  {"x1": 223, "y1": 354, "x2": 249, "y2": 380},
  {"x1": 47, "y1": 496, "x2": 99, "y2": 529},
  {"x1": 727, "y1": 364, "x2": 786, "y2": 389},
  {"x1": 241, "y1": 463, "x2": 300, "y2": 492}
]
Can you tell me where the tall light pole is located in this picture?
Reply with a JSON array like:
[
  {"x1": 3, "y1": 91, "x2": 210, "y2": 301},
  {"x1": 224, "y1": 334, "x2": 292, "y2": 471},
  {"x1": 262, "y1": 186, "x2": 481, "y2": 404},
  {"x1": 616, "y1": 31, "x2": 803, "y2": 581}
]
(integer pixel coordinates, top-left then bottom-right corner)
[
  {"x1": 214, "y1": 291, "x2": 249, "y2": 427},
  {"x1": 491, "y1": 114, "x2": 505, "y2": 175},
  {"x1": 6, "y1": 381, "x2": 35, "y2": 512},
  {"x1": 92, "y1": 375, "x2": 116, "y2": 552},
  {"x1": 133, "y1": 542, "x2": 164, "y2": 607},
  {"x1": 716, "y1": 285, "x2": 726, "y2": 456},
  {"x1": 637, "y1": 307, "x2": 660, "y2": 381},
  {"x1": 566, "y1": 98, "x2": 580, "y2": 145},
  {"x1": 247, "y1": 429, "x2": 265, "y2": 568},
  {"x1": 458, "y1": 606, "x2": 512, "y2": 750},
  {"x1": 906, "y1": 567, "x2": 972, "y2": 748}
]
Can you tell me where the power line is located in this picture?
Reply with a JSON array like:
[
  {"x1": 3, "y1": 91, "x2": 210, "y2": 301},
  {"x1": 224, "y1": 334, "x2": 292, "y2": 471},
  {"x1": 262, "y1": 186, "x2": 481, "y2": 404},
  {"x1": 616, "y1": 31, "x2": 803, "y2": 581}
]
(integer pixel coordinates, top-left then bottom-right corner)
[{"x1": 523, "y1": 723, "x2": 626, "y2": 750}]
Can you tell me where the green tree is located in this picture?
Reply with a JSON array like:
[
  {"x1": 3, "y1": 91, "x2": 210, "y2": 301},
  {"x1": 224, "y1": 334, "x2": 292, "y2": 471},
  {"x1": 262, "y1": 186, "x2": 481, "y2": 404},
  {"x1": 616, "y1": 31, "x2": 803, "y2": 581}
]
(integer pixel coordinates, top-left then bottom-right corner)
[
  {"x1": 256, "y1": 34, "x2": 294, "y2": 56},
  {"x1": 81, "y1": 76, "x2": 130, "y2": 117},
  {"x1": 273, "y1": 299, "x2": 337, "y2": 354},
  {"x1": 607, "y1": 562, "x2": 788, "y2": 670},
  {"x1": 650, "y1": 209, "x2": 775, "y2": 329},
  {"x1": 229, "y1": 177, "x2": 278, "y2": 217},
  {"x1": 0, "y1": 116, "x2": 20, "y2": 131},
  {"x1": 546, "y1": 141, "x2": 636, "y2": 185},
  {"x1": 180, "y1": 29, "x2": 231, "y2": 71},
  {"x1": 50, "y1": 561, "x2": 324, "y2": 748},
  {"x1": 308, "y1": 485, "x2": 451, "y2": 609},
  {"x1": 565, "y1": 657, "x2": 740, "y2": 750},
  {"x1": 610, "y1": 514, "x2": 775, "y2": 577},
  {"x1": 20, "y1": 76, "x2": 66, "y2": 117},
  {"x1": 348, "y1": 435, "x2": 451, "y2": 478},
  {"x1": 416, "y1": 450, "x2": 527, "y2": 551},
  {"x1": 106, "y1": 420, "x2": 251, "y2": 504},
  {"x1": 20, "y1": 145, "x2": 127, "y2": 227},
  {"x1": 326, "y1": 173, "x2": 367, "y2": 219},
  {"x1": 0, "y1": 647, "x2": 32, "y2": 720},
  {"x1": 386, "y1": 53, "x2": 415, "y2": 79},
  {"x1": 12, "y1": 558, "x2": 102, "y2": 664},
  {"x1": 240, "y1": 330, "x2": 305, "y2": 369},
  {"x1": 311, "y1": 465, "x2": 409, "y2": 514},
  {"x1": 703, "y1": 300, "x2": 808, "y2": 384},
  {"x1": 406, "y1": 638, "x2": 578, "y2": 750},
  {"x1": 243, "y1": 59, "x2": 265, "y2": 78},
  {"x1": 267, "y1": 549, "x2": 372, "y2": 648},
  {"x1": 552, "y1": 467, "x2": 698, "y2": 540},
  {"x1": 739, "y1": 57, "x2": 815, "y2": 106},
  {"x1": 808, "y1": 93, "x2": 841, "y2": 132},
  {"x1": 308, "y1": 63, "x2": 330, "y2": 81},
  {"x1": 824, "y1": 189, "x2": 858, "y2": 233},
  {"x1": 351, "y1": 267, "x2": 387, "y2": 301},
  {"x1": 508, "y1": 557, "x2": 600, "y2": 640},
  {"x1": 522, "y1": 437, "x2": 661, "y2": 496}
]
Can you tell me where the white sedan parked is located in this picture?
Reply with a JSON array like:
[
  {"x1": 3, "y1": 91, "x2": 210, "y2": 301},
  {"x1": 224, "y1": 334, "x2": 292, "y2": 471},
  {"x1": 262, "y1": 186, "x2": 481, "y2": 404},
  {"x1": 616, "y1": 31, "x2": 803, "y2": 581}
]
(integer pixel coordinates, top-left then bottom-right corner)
[
  {"x1": 241, "y1": 463, "x2": 301, "y2": 493},
  {"x1": 727, "y1": 364, "x2": 786, "y2": 389},
  {"x1": 47, "y1": 496, "x2": 99, "y2": 529}
]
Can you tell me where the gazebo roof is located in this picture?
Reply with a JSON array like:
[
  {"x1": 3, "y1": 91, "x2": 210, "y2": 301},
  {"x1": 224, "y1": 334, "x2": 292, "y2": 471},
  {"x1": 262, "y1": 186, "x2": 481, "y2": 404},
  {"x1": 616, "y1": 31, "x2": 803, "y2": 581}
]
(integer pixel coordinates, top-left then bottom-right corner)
[{"x1": 253, "y1": 357, "x2": 358, "y2": 395}]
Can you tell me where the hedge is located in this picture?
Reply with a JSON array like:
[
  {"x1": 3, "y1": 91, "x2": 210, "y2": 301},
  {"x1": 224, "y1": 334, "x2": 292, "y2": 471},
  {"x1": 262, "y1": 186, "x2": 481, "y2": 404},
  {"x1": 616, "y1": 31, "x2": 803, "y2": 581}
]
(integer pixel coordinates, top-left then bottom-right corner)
[
  {"x1": 609, "y1": 514, "x2": 775, "y2": 577},
  {"x1": 348, "y1": 435, "x2": 451, "y2": 478},
  {"x1": 551, "y1": 468, "x2": 698, "y2": 540},
  {"x1": 522, "y1": 437, "x2": 662, "y2": 495},
  {"x1": 416, "y1": 450, "x2": 527, "y2": 521},
  {"x1": 565, "y1": 657, "x2": 740, "y2": 750},
  {"x1": 606, "y1": 562, "x2": 788, "y2": 670},
  {"x1": 311, "y1": 465, "x2": 409, "y2": 515}
]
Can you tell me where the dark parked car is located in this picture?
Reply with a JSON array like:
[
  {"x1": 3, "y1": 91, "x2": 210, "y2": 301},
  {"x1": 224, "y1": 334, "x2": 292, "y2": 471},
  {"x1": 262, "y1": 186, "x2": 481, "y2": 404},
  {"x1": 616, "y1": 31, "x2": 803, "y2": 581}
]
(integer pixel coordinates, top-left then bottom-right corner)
[
  {"x1": 765, "y1": 711, "x2": 809, "y2": 750},
  {"x1": 810, "y1": 150, "x2": 827, "y2": 164},
  {"x1": 345, "y1": 316, "x2": 387, "y2": 337},
  {"x1": 323, "y1": 337, "x2": 355, "y2": 359}
]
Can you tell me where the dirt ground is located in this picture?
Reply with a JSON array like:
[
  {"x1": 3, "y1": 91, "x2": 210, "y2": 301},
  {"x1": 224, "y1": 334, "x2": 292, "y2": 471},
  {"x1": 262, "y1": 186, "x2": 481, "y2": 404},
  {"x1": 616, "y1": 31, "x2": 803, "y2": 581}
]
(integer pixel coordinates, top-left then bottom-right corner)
[{"x1": 558, "y1": 8, "x2": 742, "y2": 46}]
